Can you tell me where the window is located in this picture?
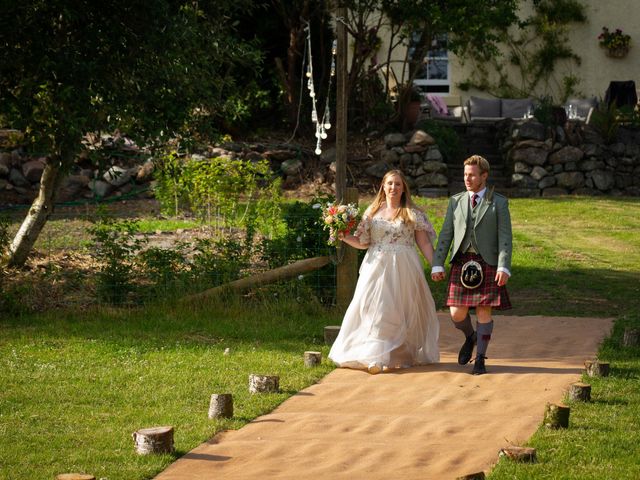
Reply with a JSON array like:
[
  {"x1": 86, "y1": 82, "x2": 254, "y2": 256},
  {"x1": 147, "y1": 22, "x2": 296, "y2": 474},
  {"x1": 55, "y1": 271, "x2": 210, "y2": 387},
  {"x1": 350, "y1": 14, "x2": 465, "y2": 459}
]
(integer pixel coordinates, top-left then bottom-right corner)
[{"x1": 410, "y1": 34, "x2": 450, "y2": 94}]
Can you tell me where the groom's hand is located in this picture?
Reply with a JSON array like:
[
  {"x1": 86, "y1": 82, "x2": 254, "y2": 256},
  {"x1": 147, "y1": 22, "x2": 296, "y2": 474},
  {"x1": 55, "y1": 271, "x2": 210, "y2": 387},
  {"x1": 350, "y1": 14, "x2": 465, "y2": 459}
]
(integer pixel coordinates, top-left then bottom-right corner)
[{"x1": 431, "y1": 272, "x2": 446, "y2": 282}]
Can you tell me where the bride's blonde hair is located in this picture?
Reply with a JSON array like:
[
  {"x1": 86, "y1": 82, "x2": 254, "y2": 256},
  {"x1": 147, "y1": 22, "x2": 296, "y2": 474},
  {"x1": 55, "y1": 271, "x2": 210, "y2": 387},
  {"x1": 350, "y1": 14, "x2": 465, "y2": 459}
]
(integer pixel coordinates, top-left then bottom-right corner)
[{"x1": 365, "y1": 170, "x2": 418, "y2": 224}]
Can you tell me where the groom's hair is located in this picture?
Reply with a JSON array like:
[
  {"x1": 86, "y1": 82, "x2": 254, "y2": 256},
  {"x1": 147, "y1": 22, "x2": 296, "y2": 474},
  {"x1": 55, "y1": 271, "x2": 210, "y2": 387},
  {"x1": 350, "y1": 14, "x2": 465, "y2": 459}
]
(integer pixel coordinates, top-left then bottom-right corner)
[{"x1": 464, "y1": 155, "x2": 490, "y2": 175}]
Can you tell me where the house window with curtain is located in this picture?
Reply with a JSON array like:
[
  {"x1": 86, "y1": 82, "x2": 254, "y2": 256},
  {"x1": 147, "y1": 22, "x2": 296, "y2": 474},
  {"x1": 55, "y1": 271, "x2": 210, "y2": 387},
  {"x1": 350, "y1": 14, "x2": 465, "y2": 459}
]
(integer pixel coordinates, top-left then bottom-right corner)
[{"x1": 410, "y1": 33, "x2": 450, "y2": 94}]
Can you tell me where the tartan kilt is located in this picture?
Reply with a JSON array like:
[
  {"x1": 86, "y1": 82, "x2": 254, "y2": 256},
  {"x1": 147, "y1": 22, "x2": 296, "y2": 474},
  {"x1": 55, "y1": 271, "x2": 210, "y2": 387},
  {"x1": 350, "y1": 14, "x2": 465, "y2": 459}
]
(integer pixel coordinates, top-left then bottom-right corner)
[{"x1": 445, "y1": 252, "x2": 512, "y2": 310}]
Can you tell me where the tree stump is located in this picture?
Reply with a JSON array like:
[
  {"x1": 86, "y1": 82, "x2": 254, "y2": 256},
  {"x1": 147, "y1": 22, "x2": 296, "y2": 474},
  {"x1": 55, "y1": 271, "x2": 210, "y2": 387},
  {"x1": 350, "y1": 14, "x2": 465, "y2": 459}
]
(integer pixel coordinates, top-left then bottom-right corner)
[
  {"x1": 456, "y1": 472, "x2": 485, "y2": 480},
  {"x1": 208, "y1": 393, "x2": 234, "y2": 419},
  {"x1": 622, "y1": 328, "x2": 640, "y2": 347},
  {"x1": 249, "y1": 374, "x2": 279, "y2": 394},
  {"x1": 132, "y1": 426, "x2": 174, "y2": 455},
  {"x1": 56, "y1": 475, "x2": 96, "y2": 480},
  {"x1": 304, "y1": 351, "x2": 322, "y2": 367},
  {"x1": 324, "y1": 325, "x2": 340, "y2": 345},
  {"x1": 498, "y1": 446, "x2": 537, "y2": 463},
  {"x1": 568, "y1": 382, "x2": 591, "y2": 402},
  {"x1": 584, "y1": 360, "x2": 610, "y2": 377},
  {"x1": 543, "y1": 402, "x2": 570, "y2": 429}
]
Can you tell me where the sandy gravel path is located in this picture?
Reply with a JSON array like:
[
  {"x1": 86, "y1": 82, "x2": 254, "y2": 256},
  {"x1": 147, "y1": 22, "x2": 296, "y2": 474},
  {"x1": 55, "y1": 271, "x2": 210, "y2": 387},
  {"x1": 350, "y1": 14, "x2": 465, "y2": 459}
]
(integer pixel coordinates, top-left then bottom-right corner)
[{"x1": 155, "y1": 314, "x2": 612, "y2": 479}]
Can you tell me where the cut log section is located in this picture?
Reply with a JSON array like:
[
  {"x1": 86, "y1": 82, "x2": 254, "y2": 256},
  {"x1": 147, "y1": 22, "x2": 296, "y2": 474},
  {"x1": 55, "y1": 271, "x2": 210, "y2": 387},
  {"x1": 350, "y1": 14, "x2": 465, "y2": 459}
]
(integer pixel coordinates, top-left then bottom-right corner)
[
  {"x1": 132, "y1": 426, "x2": 175, "y2": 455},
  {"x1": 584, "y1": 360, "x2": 610, "y2": 377},
  {"x1": 456, "y1": 472, "x2": 485, "y2": 480},
  {"x1": 622, "y1": 327, "x2": 640, "y2": 347},
  {"x1": 568, "y1": 382, "x2": 591, "y2": 402},
  {"x1": 249, "y1": 374, "x2": 280, "y2": 394},
  {"x1": 56, "y1": 475, "x2": 96, "y2": 480},
  {"x1": 208, "y1": 393, "x2": 234, "y2": 419},
  {"x1": 543, "y1": 402, "x2": 570, "y2": 429},
  {"x1": 324, "y1": 326, "x2": 341, "y2": 345},
  {"x1": 499, "y1": 446, "x2": 537, "y2": 463},
  {"x1": 304, "y1": 351, "x2": 322, "y2": 367}
]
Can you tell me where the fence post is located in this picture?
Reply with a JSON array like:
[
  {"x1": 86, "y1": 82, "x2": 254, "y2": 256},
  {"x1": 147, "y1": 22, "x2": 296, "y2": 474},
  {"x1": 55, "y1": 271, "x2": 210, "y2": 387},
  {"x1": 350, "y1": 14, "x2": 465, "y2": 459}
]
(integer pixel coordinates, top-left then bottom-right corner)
[{"x1": 337, "y1": 187, "x2": 359, "y2": 310}]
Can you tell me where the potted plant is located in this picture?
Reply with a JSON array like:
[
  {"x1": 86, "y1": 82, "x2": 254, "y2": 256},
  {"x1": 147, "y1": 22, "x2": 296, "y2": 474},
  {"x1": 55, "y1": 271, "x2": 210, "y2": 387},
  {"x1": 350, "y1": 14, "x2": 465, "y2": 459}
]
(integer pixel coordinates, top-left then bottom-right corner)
[{"x1": 598, "y1": 26, "x2": 631, "y2": 58}]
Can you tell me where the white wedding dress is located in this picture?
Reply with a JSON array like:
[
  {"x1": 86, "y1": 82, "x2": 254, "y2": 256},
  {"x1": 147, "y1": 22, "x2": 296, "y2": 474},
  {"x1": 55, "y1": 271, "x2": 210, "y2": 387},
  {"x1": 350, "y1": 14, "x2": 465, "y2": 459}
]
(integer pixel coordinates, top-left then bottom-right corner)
[{"x1": 329, "y1": 209, "x2": 440, "y2": 370}]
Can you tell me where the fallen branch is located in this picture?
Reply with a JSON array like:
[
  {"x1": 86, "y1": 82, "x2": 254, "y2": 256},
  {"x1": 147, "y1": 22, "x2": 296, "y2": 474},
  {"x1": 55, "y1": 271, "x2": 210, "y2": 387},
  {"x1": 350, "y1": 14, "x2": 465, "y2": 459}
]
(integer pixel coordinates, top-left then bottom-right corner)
[{"x1": 184, "y1": 256, "x2": 331, "y2": 302}]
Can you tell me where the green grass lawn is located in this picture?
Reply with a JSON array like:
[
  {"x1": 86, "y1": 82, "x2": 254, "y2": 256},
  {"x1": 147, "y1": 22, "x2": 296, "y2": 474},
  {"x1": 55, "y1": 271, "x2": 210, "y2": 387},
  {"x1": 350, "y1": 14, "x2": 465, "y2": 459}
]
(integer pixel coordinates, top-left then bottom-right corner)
[{"x1": 1, "y1": 196, "x2": 640, "y2": 479}]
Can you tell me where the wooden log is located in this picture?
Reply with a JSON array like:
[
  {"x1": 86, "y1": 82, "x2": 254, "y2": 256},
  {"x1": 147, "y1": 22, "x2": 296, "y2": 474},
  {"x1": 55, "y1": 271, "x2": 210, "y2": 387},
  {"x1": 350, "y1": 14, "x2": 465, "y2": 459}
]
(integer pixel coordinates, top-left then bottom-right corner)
[
  {"x1": 568, "y1": 382, "x2": 591, "y2": 402},
  {"x1": 184, "y1": 256, "x2": 331, "y2": 301},
  {"x1": 208, "y1": 393, "x2": 233, "y2": 419},
  {"x1": 132, "y1": 426, "x2": 174, "y2": 455},
  {"x1": 543, "y1": 402, "x2": 570, "y2": 429},
  {"x1": 456, "y1": 472, "x2": 485, "y2": 480},
  {"x1": 498, "y1": 446, "x2": 537, "y2": 463},
  {"x1": 324, "y1": 325, "x2": 341, "y2": 345},
  {"x1": 56, "y1": 475, "x2": 95, "y2": 480},
  {"x1": 622, "y1": 327, "x2": 640, "y2": 347},
  {"x1": 304, "y1": 351, "x2": 322, "y2": 367},
  {"x1": 249, "y1": 374, "x2": 280, "y2": 394},
  {"x1": 584, "y1": 360, "x2": 610, "y2": 377}
]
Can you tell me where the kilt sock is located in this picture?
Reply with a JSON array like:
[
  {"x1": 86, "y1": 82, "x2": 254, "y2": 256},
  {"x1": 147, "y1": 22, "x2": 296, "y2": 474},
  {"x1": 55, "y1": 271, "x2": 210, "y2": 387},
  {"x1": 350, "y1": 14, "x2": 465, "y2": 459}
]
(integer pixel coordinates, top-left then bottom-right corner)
[
  {"x1": 454, "y1": 313, "x2": 474, "y2": 337},
  {"x1": 477, "y1": 320, "x2": 494, "y2": 357}
]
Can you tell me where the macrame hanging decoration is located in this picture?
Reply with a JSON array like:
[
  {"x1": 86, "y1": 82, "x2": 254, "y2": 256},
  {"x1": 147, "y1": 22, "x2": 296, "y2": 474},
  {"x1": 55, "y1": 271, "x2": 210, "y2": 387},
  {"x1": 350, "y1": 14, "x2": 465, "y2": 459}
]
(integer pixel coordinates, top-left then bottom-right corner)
[{"x1": 305, "y1": 24, "x2": 336, "y2": 155}]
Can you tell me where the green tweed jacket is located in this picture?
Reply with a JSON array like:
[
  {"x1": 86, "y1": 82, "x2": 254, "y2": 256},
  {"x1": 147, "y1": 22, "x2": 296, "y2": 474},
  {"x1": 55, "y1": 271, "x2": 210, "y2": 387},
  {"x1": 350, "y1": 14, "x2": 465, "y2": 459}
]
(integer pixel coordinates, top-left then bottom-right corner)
[{"x1": 433, "y1": 188, "x2": 512, "y2": 270}]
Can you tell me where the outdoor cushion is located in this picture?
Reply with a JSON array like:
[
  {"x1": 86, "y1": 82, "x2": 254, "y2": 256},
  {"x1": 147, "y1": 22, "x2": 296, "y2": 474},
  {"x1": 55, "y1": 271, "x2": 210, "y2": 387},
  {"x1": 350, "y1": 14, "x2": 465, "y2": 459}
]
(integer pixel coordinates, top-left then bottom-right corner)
[
  {"x1": 501, "y1": 98, "x2": 534, "y2": 118},
  {"x1": 565, "y1": 97, "x2": 598, "y2": 119},
  {"x1": 469, "y1": 96, "x2": 501, "y2": 118}
]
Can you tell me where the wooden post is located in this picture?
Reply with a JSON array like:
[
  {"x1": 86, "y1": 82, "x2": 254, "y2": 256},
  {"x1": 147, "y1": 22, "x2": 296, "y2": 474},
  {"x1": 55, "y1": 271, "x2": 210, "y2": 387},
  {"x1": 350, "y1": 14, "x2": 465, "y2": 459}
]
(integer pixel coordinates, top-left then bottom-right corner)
[
  {"x1": 543, "y1": 402, "x2": 570, "y2": 429},
  {"x1": 568, "y1": 382, "x2": 591, "y2": 402},
  {"x1": 498, "y1": 446, "x2": 537, "y2": 463},
  {"x1": 335, "y1": 5, "x2": 348, "y2": 204},
  {"x1": 249, "y1": 374, "x2": 280, "y2": 394},
  {"x1": 584, "y1": 360, "x2": 610, "y2": 377},
  {"x1": 56, "y1": 475, "x2": 95, "y2": 480},
  {"x1": 337, "y1": 187, "x2": 359, "y2": 309},
  {"x1": 622, "y1": 327, "x2": 640, "y2": 347},
  {"x1": 304, "y1": 351, "x2": 322, "y2": 367},
  {"x1": 324, "y1": 325, "x2": 341, "y2": 345},
  {"x1": 208, "y1": 393, "x2": 234, "y2": 419},
  {"x1": 132, "y1": 426, "x2": 174, "y2": 455}
]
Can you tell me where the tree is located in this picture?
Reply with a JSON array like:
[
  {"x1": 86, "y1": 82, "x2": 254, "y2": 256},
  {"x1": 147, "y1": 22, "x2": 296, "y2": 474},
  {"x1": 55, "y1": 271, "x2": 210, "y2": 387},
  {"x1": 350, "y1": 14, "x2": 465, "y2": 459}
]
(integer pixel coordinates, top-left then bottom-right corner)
[
  {"x1": 340, "y1": 0, "x2": 519, "y2": 128},
  {"x1": 0, "y1": 0, "x2": 262, "y2": 267}
]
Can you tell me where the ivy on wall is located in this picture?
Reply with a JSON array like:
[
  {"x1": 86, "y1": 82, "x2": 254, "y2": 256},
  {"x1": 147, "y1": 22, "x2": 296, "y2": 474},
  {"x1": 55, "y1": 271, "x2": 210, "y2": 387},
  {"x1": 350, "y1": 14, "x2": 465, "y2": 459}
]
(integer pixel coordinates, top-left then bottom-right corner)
[{"x1": 457, "y1": 0, "x2": 587, "y2": 102}]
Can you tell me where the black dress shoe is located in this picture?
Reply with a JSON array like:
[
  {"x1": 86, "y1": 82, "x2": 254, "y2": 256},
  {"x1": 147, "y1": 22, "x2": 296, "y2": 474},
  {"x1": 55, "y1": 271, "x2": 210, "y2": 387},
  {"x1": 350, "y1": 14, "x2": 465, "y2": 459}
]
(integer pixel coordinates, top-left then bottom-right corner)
[
  {"x1": 472, "y1": 355, "x2": 487, "y2": 375},
  {"x1": 458, "y1": 331, "x2": 477, "y2": 365}
]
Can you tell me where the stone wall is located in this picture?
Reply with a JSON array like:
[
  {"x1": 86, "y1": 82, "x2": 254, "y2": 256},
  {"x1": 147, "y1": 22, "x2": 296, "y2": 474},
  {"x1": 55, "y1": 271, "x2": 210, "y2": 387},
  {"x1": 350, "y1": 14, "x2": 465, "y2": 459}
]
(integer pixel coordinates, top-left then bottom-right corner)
[
  {"x1": 503, "y1": 120, "x2": 640, "y2": 196},
  {"x1": 367, "y1": 131, "x2": 448, "y2": 195}
]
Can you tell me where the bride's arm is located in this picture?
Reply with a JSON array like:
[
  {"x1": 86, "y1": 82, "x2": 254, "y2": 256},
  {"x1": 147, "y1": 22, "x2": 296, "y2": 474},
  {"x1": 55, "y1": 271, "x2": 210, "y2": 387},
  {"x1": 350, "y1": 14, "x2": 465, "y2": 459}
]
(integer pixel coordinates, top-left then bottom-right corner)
[
  {"x1": 338, "y1": 232, "x2": 369, "y2": 250},
  {"x1": 415, "y1": 229, "x2": 434, "y2": 264}
]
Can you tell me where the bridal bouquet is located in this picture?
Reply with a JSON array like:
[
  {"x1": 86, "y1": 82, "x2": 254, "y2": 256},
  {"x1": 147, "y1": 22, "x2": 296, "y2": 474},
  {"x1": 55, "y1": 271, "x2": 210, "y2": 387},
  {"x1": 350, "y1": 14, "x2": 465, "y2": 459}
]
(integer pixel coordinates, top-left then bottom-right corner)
[{"x1": 319, "y1": 202, "x2": 359, "y2": 246}]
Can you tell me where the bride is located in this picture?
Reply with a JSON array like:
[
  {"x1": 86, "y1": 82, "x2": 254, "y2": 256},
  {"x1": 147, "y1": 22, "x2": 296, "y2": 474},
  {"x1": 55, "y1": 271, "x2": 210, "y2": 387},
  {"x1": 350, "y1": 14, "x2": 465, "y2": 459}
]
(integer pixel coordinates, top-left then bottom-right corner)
[{"x1": 329, "y1": 170, "x2": 440, "y2": 374}]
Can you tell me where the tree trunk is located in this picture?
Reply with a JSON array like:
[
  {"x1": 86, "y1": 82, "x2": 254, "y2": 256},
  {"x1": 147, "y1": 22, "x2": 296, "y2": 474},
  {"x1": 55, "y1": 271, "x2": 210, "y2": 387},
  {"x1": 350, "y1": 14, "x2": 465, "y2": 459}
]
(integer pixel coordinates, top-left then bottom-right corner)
[
  {"x1": 8, "y1": 161, "x2": 65, "y2": 267},
  {"x1": 622, "y1": 328, "x2": 640, "y2": 347},
  {"x1": 568, "y1": 382, "x2": 591, "y2": 402},
  {"x1": 208, "y1": 393, "x2": 234, "y2": 419},
  {"x1": 304, "y1": 351, "x2": 322, "y2": 367},
  {"x1": 543, "y1": 402, "x2": 570, "y2": 429},
  {"x1": 249, "y1": 374, "x2": 280, "y2": 394},
  {"x1": 584, "y1": 360, "x2": 610, "y2": 377},
  {"x1": 132, "y1": 426, "x2": 174, "y2": 455}
]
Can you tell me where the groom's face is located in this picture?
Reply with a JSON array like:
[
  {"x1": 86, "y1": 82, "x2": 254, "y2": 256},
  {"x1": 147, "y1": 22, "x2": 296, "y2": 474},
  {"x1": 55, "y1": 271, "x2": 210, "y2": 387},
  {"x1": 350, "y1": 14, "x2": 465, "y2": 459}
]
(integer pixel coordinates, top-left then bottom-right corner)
[{"x1": 464, "y1": 165, "x2": 488, "y2": 193}]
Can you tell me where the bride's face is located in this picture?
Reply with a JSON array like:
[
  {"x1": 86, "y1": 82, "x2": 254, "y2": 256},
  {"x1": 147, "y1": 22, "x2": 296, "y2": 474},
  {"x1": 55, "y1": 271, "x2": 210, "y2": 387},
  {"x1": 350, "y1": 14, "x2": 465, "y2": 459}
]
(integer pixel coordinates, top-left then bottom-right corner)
[{"x1": 383, "y1": 174, "x2": 404, "y2": 200}]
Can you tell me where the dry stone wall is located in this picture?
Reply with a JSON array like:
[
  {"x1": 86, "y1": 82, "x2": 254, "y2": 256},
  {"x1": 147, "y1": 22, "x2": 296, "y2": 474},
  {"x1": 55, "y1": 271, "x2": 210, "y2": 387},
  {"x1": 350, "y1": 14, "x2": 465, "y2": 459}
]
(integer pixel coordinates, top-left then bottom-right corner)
[{"x1": 501, "y1": 120, "x2": 640, "y2": 196}]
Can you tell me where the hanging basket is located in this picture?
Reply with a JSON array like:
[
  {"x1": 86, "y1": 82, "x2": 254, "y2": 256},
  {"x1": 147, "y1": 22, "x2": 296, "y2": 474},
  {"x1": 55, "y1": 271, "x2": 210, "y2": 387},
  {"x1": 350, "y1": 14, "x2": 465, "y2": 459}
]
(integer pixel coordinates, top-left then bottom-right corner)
[{"x1": 606, "y1": 46, "x2": 629, "y2": 58}]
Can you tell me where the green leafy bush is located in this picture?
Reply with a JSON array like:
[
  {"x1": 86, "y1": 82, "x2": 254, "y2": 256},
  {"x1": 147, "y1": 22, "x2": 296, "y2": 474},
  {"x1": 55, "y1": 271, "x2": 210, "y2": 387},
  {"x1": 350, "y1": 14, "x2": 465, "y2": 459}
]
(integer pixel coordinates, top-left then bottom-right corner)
[
  {"x1": 88, "y1": 216, "x2": 146, "y2": 304},
  {"x1": 414, "y1": 119, "x2": 461, "y2": 162}
]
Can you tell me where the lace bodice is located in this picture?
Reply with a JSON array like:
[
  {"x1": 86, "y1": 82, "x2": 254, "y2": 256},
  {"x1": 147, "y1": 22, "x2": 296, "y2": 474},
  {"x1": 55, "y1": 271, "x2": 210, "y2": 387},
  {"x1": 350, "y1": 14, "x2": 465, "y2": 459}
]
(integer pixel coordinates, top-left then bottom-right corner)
[{"x1": 354, "y1": 209, "x2": 436, "y2": 253}]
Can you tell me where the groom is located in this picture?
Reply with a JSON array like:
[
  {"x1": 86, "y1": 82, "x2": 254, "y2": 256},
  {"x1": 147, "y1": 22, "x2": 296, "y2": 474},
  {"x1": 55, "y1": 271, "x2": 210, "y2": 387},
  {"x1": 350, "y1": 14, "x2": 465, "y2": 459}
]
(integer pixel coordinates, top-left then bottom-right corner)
[{"x1": 431, "y1": 155, "x2": 512, "y2": 375}]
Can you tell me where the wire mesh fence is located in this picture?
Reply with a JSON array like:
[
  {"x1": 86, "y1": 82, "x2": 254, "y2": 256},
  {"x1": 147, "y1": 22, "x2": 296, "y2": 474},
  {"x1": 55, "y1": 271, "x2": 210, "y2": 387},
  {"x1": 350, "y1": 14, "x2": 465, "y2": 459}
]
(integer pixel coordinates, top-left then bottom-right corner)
[{"x1": 1, "y1": 198, "x2": 341, "y2": 312}]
